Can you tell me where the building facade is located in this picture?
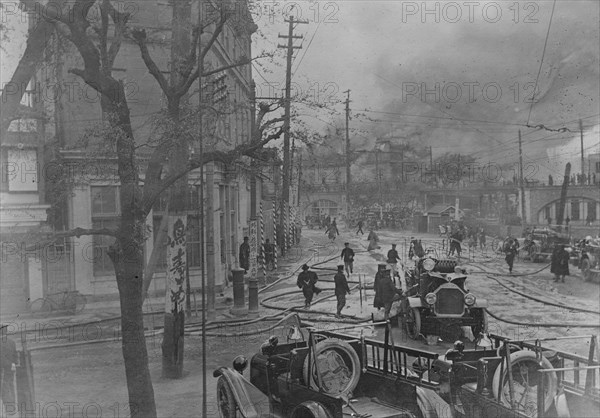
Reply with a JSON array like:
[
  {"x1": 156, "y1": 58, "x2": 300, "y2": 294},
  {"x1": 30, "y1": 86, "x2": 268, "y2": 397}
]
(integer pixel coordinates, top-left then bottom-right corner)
[{"x1": 0, "y1": 0, "x2": 274, "y2": 311}]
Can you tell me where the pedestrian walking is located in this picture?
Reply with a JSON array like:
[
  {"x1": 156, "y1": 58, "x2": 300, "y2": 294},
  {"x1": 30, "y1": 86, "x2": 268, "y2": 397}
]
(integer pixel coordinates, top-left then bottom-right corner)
[
  {"x1": 503, "y1": 236, "x2": 519, "y2": 274},
  {"x1": 356, "y1": 219, "x2": 364, "y2": 235},
  {"x1": 1, "y1": 324, "x2": 18, "y2": 413},
  {"x1": 551, "y1": 244, "x2": 570, "y2": 283},
  {"x1": 374, "y1": 265, "x2": 401, "y2": 321},
  {"x1": 478, "y1": 227, "x2": 486, "y2": 250},
  {"x1": 325, "y1": 219, "x2": 339, "y2": 241},
  {"x1": 334, "y1": 265, "x2": 351, "y2": 318},
  {"x1": 340, "y1": 242, "x2": 355, "y2": 275},
  {"x1": 367, "y1": 229, "x2": 380, "y2": 251},
  {"x1": 239, "y1": 236, "x2": 250, "y2": 273},
  {"x1": 387, "y1": 243, "x2": 401, "y2": 278},
  {"x1": 297, "y1": 264, "x2": 321, "y2": 308},
  {"x1": 373, "y1": 263, "x2": 387, "y2": 310}
]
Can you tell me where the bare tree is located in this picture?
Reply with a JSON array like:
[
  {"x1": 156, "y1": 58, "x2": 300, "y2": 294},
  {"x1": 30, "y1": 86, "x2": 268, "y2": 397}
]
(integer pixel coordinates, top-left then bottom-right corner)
[{"x1": 7, "y1": 0, "x2": 284, "y2": 415}]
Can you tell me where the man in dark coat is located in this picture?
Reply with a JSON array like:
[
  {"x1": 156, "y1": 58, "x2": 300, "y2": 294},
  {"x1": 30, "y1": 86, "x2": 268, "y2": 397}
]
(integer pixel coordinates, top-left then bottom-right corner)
[
  {"x1": 504, "y1": 236, "x2": 519, "y2": 274},
  {"x1": 239, "y1": 236, "x2": 250, "y2": 273},
  {"x1": 340, "y1": 243, "x2": 355, "y2": 275},
  {"x1": 551, "y1": 245, "x2": 570, "y2": 282},
  {"x1": 297, "y1": 264, "x2": 320, "y2": 308},
  {"x1": 387, "y1": 243, "x2": 401, "y2": 278},
  {"x1": 356, "y1": 219, "x2": 364, "y2": 235},
  {"x1": 375, "y1": 266, "x2": 401, "y2": 320},
  {"x1": 334, "y1": 265, "x2": 351, "y2": 318},
  {"x1": 373, "y1": 263, "x2": 387, "y2": 310}
]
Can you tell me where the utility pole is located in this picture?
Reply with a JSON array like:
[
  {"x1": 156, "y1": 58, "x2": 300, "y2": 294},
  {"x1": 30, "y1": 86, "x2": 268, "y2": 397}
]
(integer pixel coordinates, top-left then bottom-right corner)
[
  {"x1": 518, "y1": 130, "x2": 526, "y2": 224},
  {"x1": 580, "y1": 119, "x2": 585, "y2": 179},
  {"x1": 344, "y1": 89, "x2": 351, "y2": 215},
  {"x1": 277, "y1": 16, "x2": 307, "y2": 255}
]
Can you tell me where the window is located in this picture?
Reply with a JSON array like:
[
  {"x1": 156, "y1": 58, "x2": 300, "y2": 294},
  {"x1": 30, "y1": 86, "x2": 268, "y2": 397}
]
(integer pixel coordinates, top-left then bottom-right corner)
[
  {"x1": 596, "y1": 161, "x2": 600, "y2": 173},
  {"x1": 544, "y1": 206, "x2": 551, "y2": 221},
  {"x1": 6, "y1": 149, "x2": 38, "y2": 192},
  {"x1": 91, "y1": 186, "x2": 119, "y2": 215},
  {"x1": 187, "y1": 216, "x2": 201, "y2": 267},
  {"x1": 587, "y1": 201, "x2": 597, "y2": 221},
  {"x1": 91, "y1": 186, "x2": 120, "y2": 276}
]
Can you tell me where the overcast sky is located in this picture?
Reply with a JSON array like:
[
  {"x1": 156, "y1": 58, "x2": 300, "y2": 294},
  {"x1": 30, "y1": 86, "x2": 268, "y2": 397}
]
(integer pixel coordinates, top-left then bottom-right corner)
[
  {"x1": 253, "y1": 0, "x2": 600, "y2": 168},
  {"x1": 2, "y1": 0, "x2": 599, "y2": 173}
]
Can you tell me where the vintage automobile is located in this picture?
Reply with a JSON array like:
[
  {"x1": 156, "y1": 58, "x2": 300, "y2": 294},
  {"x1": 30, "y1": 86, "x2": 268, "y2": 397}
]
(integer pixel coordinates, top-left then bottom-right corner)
[
  {"x1": 214, "y1": 314, "x2": 600, "y2": 418},
  {"x1": 418, "y1": 334, "x2": 600, "y2": 418},
  {"x1": 521, "y1": 228, "x2": 571, "y2": 262},
  {"x1": 401, "y1": 255, "x2": 488, "y2": 342},
  {"x1": 213, "y1": 315, "x2": 451, "y2": 417},
  {"x1": 576, "y1": 236, "x2": 600, "y2": 282}
]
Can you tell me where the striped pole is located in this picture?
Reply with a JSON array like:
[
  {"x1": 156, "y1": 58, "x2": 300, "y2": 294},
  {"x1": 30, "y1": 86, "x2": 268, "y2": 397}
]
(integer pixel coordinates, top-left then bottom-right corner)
[
  {"x1": 272, "y1": 200, "x2": 278, "y2": 269},
  {"x1": 259, "y1": 201, "x2": 266, "y2": 283},
  {"x1": 283, "y1": 201, "x2": 288, "y2": 254}
]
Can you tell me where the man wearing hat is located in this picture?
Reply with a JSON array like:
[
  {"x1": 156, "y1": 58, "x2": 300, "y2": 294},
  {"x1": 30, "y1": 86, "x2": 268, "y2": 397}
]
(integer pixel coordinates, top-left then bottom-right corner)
[
  {"x1": 387, "y1": 244, "x2": 401, "y2": 278},
  {"x1": 340, "y1": 242, "x2": 355, "y2": 276},
  {"x1": 297, "y1": 264, "x2": 321, "y2": 308},
  {"x1": 334, "y1": 265, "x2": 351, "y2": 318},
  {"x1": 373, "y1": 263, "x2": 387, "y2": 310},
  {"x1": 376, "y1": 266, "x2": 402, "y2": 321}
]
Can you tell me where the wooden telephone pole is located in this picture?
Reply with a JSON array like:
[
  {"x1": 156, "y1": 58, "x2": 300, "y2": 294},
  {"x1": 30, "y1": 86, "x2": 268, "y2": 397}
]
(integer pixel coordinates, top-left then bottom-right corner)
[
  {"x1": 277, "y1": 16, "x2": 307, "y2": 255},
  {"x1": 344, "y1": 90, "x2": 351, "y2": 214},
  {"x1": 518, "y1": 130, "x2": 526, "y2": 224}
]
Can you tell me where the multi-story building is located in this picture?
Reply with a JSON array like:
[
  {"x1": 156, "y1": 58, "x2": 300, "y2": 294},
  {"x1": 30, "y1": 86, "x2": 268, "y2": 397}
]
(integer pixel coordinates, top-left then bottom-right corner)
[{"x1": 1, "y1": 0, "x2": 276, "y2": 311}]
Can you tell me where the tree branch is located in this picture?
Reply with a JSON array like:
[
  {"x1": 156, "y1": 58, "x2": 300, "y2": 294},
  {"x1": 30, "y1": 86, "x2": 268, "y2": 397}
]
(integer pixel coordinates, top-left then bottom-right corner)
[
  {"x1": 142, "y1": 125, "x2": 284, "y2": 214},
  {"x1": 131, "y1": 28, "x2": 171, "y2": 96}
]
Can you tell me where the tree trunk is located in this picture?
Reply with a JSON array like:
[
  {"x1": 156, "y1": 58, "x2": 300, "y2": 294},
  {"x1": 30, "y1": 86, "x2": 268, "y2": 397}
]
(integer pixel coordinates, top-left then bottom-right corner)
[
  {"x1": 0, "y1": 18, "x2": 56, "y2": 136},
  {"x1": 112, "y1": 235, "x2": 157, "y2": 418}
]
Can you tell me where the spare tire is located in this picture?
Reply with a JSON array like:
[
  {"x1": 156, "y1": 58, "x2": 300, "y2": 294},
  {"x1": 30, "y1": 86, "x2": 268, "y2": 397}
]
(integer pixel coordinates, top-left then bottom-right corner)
[
  {"x1": 303, "y1": 339, "x2": 361, "y2": 398},
  {"x1": 492, "y1": 350, "x2": 557, "y2": 416}
]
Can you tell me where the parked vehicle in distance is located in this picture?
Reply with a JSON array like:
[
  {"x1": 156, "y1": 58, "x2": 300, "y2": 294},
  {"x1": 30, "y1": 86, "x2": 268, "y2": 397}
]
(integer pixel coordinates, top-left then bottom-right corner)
[
  {"x1": 575, "y1": 236, "x2": 600, "y2": 282},
  {"x1": 521, "y1": 227, "x2": 570, "y2": 262},
  {"x1": 29, "y1": 290, "x2": 87, "y2": 315}
]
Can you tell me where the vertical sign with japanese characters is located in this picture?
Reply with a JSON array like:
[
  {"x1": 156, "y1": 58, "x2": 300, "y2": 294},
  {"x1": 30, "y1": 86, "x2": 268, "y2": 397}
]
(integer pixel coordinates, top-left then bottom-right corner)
[
  {"x1": 249, "y1": 220, "x2": 258, "y2": 279},
  {"x1": 166, "y1": 216, "x2": 187, "y2": 313}
]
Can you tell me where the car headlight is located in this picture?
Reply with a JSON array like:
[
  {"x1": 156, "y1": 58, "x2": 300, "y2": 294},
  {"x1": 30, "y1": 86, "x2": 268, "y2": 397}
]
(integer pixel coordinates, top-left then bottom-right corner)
[
  {"x1": 464, "y1": 293, "x2": 476, "y2": 306},
  {"x1": 422, "y1": 258, "x2": 436, "y2": 271},
  {"x1": 425, "y1": 293, "x2": 437, "y2": 305}
]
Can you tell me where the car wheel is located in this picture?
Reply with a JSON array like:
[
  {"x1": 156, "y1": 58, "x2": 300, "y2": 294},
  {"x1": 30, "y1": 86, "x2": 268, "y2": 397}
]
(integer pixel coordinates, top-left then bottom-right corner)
[
  {"x1": 470, "y1": 309, "x2": 488, "y2": 339},
  {"x1": 492, "y1": 351, "x2": 557, "y2": 417},
  {"x1": 303, "y1": 339, "x2": 361, "y2": 398},
  {"x1": 217, "y1": 377, "x2": 237, "y2": 418},
  {"x1": 581, "y1": 258, "x2": 593, "y2": 282},
  {"x1": 405, "y1": 308, "x2": 421, "y2": 340}
]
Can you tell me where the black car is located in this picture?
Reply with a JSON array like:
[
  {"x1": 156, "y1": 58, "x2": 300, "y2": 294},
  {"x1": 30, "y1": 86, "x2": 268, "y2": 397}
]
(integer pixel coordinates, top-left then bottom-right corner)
[{"x1": 402, "y1": 256, "x2": 488, "y2": 342}]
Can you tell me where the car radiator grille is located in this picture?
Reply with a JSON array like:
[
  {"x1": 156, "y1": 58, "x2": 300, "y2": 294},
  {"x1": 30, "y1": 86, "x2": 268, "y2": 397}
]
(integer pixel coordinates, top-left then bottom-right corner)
[{"x1": 435, "y1": 288, "x2": 464, "y2": 315}]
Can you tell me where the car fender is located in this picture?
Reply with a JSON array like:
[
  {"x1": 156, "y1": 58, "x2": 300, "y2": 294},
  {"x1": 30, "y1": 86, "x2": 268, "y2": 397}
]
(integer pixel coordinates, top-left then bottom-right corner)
[
  {"x1": 416, "y1": 386, "x2": 453, "y2": 418},
  {"x1": 473, "y1": 298, "x2": 488, "y2": 308},
  {"x1": 290, "y1": 401, "x2": 334, "y2": 418},
  {"x1": 213, "y1": 367, "x2": 270, "y2": 418},
  {"x1": 406, "y1": 297, "x2": 424, "y2": 308}
]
